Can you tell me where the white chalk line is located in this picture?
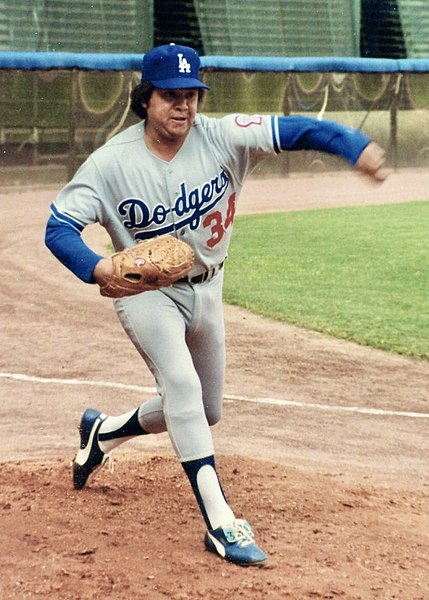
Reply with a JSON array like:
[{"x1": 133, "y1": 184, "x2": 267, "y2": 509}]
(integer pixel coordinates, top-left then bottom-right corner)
[{"x1": 1, "y1": 372, "x2": 428, "y2": 419}]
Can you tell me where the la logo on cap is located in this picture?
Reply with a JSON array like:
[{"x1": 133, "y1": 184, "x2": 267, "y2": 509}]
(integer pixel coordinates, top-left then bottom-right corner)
[{"x1": 178, "y1": 53, "x2": 191, "y2": 74}]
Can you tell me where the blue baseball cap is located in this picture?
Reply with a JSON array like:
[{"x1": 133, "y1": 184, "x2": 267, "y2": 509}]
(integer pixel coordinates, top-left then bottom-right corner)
[{"x1": 141, "y1": 43, "x2": 209, "y2": 90}]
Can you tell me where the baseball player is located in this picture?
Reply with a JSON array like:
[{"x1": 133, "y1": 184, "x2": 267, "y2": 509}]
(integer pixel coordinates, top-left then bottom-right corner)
[{"x1": 45, "y1": 44, "x2": 387, "y2": 566}]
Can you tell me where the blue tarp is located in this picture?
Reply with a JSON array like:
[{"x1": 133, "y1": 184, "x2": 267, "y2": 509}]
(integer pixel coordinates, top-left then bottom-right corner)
[{"x1": 1, "y1": 51, "x2": 429, "y2": 73}]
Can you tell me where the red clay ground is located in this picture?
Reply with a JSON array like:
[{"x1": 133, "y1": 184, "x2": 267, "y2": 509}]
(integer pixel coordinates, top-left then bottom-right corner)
[{"x1": 0, "y1": 170, "x2": 428, "y2": 599}]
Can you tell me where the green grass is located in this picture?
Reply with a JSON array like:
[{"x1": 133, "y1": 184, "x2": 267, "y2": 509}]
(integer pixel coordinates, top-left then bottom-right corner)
[{"x1": 223, "y1": 201, "x2": 429, "y2": 359}]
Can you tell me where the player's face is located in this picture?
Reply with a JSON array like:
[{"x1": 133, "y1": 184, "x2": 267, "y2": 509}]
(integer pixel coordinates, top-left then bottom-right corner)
[{"x1": 143, "y1": 88, "x2": 199, "y2": 145}]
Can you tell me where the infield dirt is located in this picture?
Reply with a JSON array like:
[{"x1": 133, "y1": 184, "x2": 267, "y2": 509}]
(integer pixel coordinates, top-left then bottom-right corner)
[{"x1": 0, "y1": 170, "x2": 428, "y2": 599}]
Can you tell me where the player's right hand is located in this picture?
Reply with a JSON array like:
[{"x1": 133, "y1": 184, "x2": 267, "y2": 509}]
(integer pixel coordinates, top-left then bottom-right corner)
[{"x1": 355, "y1": 141, "x2": 390, "y2": 183}]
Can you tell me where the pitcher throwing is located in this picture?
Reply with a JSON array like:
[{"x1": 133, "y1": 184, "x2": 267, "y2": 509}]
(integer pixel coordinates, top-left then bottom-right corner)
[{"x1": 45, "y1": 43, "x2": 387, "y2": 566}]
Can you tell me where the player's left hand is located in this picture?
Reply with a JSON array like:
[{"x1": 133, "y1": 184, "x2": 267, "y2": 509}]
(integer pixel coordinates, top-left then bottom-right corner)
[
  {"x1": 355, "y1": 141, "x2": 389, "y2": 183},
  {"x1": 96, "y1": 234, "x2": 195, "y2": 298}
]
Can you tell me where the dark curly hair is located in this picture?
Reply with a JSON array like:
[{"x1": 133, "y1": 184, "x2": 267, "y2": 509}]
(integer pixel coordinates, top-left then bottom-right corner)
[
  {"x1": 130, "y1": 82, "x2": 155, "y2": 119},
  {"x1": 130, "y1": 83, "x2": 206, "y2": 120}
]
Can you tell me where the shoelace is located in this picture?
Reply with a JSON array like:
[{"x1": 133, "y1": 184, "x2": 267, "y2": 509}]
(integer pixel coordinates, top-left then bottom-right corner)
[
  {"x1": 228, "y1": 520, "x2": 255, "y2": 547},
  {"x1": 106, "y1": 454, "x2": 115, "y2": 474},
  {"x1": 100, "y1": 452, "x2": 115, "y2": 474}
]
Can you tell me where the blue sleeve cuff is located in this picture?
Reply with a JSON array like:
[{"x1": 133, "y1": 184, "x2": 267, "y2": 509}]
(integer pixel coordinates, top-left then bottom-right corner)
[
  {"x1": 45, "y1": 213, "x2": 104, "y2": 284},
  {"x1": 274, "y1": 116, "x2": 372, "y2": 165}
]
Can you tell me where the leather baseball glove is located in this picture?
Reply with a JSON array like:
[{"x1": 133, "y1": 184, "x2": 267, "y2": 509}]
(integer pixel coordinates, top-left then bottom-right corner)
[{"x1": 99, "y1": 234, "x2": 195, "y2": 298}]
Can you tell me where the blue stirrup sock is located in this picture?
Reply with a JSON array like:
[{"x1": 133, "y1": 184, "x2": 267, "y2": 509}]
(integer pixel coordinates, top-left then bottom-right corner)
[
  {"x1": 181, "y1": 455, "x2": 235, "y2": 530},
  {"x1": 98, "y1": 408, "x2": 148, "y2": 452}
]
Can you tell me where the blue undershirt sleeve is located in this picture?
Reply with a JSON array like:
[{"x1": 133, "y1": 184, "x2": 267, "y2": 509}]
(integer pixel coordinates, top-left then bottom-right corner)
[
  {"x1": 274, "y1": 116, "x2": 372, "y2": 165},
  {"x1": 45, "y1": 215, "x2": 104, "y2": 284}
]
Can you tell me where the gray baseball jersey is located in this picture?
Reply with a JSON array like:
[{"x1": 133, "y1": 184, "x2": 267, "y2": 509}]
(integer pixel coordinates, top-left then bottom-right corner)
[{"x1": 53, "y1": 113, "x2": 277, "y2": 277}]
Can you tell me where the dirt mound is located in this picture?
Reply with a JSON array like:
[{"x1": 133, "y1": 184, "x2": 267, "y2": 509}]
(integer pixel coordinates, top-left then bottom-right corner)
[
  {"x1": 1, "y1": 171, "x2": 428, "y2": 599},
  {"x1": 1, "y1": 455, "x2": 427, "y2": 600}
]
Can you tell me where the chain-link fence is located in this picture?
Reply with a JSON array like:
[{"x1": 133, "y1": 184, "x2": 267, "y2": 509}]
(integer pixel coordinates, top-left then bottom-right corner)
[{"x1": 1, "y1": 62, "x2": 428, "y2": 182}]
